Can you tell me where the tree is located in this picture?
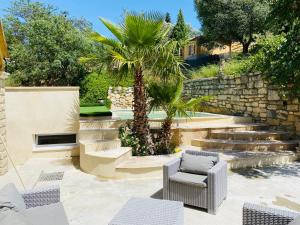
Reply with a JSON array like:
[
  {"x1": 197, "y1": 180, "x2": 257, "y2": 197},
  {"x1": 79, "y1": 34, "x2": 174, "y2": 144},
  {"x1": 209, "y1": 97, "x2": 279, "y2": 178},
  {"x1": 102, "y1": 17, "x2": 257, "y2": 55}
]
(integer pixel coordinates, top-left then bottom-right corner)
[
  {"x1": 87, "y1": 12, "x2": 183, "y2": 154},
  {"x1": 170, "y1": 9, "x2": 189, "y2": 44},
  {"x1": 3, "y1": 0, "x2": 95, "y2": 86},
  {"x1": 165, "y1": 12, "x2": 171, "y2": 23},
  {"x1": 148, "y1": 79, "x2": 208, "y2": 154},
  {"x1": 267, "y1": 0, "x2": 299, "y2": 33},
  {"x1": 194, "y1": 0, "x2": 269, "y2": 54},
  {"x1": 251, "y1": 0, "x2": 300, "y2": 97}
]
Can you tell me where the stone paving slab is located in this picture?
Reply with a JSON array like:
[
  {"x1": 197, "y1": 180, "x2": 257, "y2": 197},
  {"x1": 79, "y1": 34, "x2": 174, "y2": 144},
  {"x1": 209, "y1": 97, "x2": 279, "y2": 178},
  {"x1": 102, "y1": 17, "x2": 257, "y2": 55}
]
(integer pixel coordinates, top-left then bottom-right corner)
[{"x1": 0, "y1": 157, "x2": 300, "y2": 225}]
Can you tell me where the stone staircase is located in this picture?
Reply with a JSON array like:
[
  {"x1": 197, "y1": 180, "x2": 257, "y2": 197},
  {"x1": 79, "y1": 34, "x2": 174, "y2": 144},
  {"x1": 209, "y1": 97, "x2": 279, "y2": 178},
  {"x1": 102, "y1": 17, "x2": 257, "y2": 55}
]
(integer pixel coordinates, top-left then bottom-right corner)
[
  {"x1": 79, "y1": 117, "x2": 300, "y2": 179},
  {"x1": 79, "y1": 117, "x2": 178, "y2": 179},
  {"x1": 191, "y1": 124, "x2": 300, "y2": 169},
  {"x1": 79, "y1": 118, "x2": 133, "y2": 178}
]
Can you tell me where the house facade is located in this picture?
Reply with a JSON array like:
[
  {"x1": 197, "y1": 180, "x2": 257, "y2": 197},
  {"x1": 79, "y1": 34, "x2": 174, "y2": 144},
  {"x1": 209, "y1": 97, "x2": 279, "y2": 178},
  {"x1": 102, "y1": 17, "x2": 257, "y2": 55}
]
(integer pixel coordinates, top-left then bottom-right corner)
[{"x1": 182, "y1": 36, "x2": 243, "y2": 60}]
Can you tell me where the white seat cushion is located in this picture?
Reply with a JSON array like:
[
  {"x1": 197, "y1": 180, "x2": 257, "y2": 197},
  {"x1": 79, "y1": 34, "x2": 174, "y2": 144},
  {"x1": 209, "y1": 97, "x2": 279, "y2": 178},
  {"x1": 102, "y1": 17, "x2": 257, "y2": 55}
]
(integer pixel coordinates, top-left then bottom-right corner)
[
  {"x1": 170, "y1": 172, "x2": 208, "y2": 188},
  {"x1": 0, "y1": 183, "x2": 26, "y2": 212},
  {"x1": 23, "y1": 203, "x2": 69, "y2": 225},
  {"x1": 0, "y1": 210, "x2": 32, "y2": 225},
  {"x1": 289, "y1": 216, "x2": 300, "y2": 225}
]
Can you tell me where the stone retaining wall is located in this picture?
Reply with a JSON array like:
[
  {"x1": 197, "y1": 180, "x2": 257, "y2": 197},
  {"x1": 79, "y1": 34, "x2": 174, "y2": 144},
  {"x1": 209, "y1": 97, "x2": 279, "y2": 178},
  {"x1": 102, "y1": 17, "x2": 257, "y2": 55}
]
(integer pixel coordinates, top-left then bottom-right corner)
[
  {"x1": 0, "y1": 75, "x2": 7, "y2": 175},
  {"x1": 108, "y1": 86, "x2": 133, "y2": 110},
  {"x1": 183, "y1": 73, "x2": 300, "y2": 134}
]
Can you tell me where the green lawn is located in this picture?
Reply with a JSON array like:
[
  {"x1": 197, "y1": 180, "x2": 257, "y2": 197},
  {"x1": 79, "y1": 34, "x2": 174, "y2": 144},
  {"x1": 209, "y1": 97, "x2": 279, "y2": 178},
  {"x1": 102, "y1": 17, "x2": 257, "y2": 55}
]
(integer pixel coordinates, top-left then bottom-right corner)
[{"x1": 80, "y1": 105, "x2": 111, "y2": 117}]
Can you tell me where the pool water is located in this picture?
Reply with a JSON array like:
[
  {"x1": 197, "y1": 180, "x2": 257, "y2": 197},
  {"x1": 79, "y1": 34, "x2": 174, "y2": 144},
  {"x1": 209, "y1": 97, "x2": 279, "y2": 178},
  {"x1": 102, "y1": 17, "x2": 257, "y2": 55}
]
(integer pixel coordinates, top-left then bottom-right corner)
[{"x1": 112, "y1": 110, "x2": 220, "y2": 120}]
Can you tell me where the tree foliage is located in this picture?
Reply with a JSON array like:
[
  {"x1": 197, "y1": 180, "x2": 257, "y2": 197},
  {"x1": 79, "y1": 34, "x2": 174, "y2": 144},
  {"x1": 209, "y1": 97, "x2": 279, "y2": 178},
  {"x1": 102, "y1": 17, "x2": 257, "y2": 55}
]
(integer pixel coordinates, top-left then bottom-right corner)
[
  {"x1": 170, "y1": 9, "x2": 189, "y2": 44},
  {"x1": 194, "y1": 0, "x2": 269, "y2": 53},
  {"x1": 80, "y1": 71, "x2": 133, "y2": 106},
  {"x1": 148, "y1": 79, "x2": 209, "y2": 154},
  {"x1": 165, "y1": 12, "x2": 171, "y2": 23},
  {"x1": 4, "y1": 0, "x2": 96, "y2": 86},
  {"x1": 251, "y1": 0, "x2": 300, "y2": 97}
]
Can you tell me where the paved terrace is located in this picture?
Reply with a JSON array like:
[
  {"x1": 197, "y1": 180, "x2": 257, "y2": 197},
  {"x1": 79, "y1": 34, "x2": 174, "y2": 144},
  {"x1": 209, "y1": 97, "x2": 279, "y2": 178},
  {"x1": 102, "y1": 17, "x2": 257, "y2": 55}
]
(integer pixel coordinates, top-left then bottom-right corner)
[{"x1": 0, "y1": 157, "x2": 300, "y2": 225}]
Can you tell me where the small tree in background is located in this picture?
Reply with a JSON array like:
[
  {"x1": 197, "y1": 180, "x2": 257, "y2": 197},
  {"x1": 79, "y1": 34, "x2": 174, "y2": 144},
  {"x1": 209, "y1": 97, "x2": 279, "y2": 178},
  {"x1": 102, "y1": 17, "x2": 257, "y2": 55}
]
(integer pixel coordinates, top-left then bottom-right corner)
[
  {"x1": 148, "y1": 79, "x2": 209, "y2": 154},
  {"x1": 194, "y1": 0, "x2": 269, "y2": 54},
  {"x1": 170, "y1": 9, "x2": 189, "y2": 45},
  {"x1": 165, "y1": 12, "x2": 171, "y2": 23}
]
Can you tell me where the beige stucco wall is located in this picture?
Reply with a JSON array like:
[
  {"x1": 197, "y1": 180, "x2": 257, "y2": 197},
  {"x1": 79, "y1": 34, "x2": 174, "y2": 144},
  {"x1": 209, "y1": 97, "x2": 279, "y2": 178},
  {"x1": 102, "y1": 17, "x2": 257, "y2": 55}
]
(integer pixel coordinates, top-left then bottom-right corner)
[
  {"x1": 0, "y1": 75, "x2": 7, "y2": 174},
  {"x1": 5, "y1": 87, "x2": 80, "y2": 165}
]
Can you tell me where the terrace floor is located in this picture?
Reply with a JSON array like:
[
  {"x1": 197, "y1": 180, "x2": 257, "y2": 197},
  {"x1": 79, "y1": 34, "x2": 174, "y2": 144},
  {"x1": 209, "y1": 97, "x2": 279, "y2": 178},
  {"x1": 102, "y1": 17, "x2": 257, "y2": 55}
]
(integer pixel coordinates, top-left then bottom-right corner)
[{"x1": 0, "y1": 157, "x2": 300, "y2": 225}]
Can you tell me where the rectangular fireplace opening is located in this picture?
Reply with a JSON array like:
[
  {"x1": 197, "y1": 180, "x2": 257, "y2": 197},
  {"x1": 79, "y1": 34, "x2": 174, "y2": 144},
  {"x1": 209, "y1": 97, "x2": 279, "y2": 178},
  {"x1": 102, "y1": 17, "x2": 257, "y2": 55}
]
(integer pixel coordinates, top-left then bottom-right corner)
[{"x1": 35, "y1": 134, "x2": 77, "y2": 146}]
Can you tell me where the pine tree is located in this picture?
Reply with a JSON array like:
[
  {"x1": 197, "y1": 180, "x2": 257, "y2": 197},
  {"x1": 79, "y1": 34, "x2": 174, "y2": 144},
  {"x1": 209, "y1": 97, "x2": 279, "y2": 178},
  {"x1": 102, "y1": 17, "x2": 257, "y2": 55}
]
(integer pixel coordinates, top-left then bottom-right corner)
[
  {"x1": 170, "y1": 9, "x2": 189, "y2": 43},
  {"x1": 165, "y1": 12, "x2": 171, "y2": 23}
]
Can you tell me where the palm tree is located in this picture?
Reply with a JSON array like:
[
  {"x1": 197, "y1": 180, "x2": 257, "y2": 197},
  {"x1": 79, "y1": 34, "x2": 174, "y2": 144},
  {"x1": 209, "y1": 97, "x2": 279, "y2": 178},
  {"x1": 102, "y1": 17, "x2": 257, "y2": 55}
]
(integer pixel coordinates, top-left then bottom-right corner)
[
  {"x1": 148, "y1": 79, "x2": 209, "y2": 154},
  {"x1": 85, "y1": 12, "x2": 183, "y2": 153}
]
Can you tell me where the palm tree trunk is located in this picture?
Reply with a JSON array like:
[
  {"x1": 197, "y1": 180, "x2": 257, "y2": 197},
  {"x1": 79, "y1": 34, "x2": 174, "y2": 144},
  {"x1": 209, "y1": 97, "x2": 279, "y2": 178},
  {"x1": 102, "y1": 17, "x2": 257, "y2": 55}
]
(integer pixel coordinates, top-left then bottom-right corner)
[
  {"x1": 132, "y1": 68, "x2": 151, "y2": 147},
  {"x1": 157, "y1": 117, "x2": 172, "y2": 154}
]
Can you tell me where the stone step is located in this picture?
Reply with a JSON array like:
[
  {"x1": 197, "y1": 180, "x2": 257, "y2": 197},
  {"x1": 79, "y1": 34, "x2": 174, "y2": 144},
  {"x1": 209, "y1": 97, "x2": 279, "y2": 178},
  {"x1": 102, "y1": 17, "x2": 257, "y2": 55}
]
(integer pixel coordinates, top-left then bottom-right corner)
[
  {"x1": 176, "y1": 123, "x2": 269, "y2": 131},
  {"x1": 86, "y1": 147, "x2": 131, "y2": 159},
  {"x1": 196, "y1": 149, "x2": 299, "y2": 169},
  {"x1": 209, "y1": 130, "x2": 292, "y2": 141},
  {"x1": 80, "y1": 139, "x2": 121, "y2": 152},
  {"x1": 225, "y1": 150, "x2": 298, "y2": 169},
  {"x1": 79, "y1": 119, "x2": 124, "y2": 129},
  {"x1": 191, "y1": 139, "x2": 299, "y2": 151},
  {"x1": 208, "y1": 123, "x2": 270, "y2": 132},
  {"x1": 80, "y1": 147, "x2": 132, "y2": 178},
  {"x1": 79, "y1": 128, "x2": 119, "y2": 141},
  {"x1": 116, "y1": 155, "x2": 179, "y2": 179},
  {"x1": 180, "y1": 146, "x2": 300, "y2": 169}
]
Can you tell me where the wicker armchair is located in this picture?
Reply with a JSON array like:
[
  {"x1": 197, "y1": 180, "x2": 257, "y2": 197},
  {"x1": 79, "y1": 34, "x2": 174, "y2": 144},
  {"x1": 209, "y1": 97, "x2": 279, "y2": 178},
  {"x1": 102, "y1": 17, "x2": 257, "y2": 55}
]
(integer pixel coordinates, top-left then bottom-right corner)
[
  {"x1": 0, "y1": 184, "x2": 69, "y2": 225},
  {"x1": 243, "y1": 203, "x2": 300, "y2": 225},
  {"x1": 163, "y1": 150, "x2": 227, "y2": 214}
]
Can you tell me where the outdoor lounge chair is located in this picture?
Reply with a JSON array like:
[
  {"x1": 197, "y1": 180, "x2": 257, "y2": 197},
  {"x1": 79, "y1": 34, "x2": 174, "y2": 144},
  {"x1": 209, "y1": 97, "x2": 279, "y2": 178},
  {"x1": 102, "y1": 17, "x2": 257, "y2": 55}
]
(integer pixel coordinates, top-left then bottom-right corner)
[
  {"x1": 163, "y1": 150, "x2": 227, "y2": 214},
  {"x1": 243, "y1": 202, "x2": 300, "y2": 225},
  {"x1": 0, "y1": 183, "x2": 69, "y2": 225}
]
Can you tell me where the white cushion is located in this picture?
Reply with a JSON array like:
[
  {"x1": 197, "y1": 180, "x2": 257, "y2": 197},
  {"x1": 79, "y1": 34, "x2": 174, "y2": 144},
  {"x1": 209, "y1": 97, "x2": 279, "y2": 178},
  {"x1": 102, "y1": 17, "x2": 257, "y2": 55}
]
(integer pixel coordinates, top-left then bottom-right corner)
[
  {"x1": 23, "y1": 202, "x2": 69, "y2": 225},
  {"x1": 0, "y1": 210, "x2": 32, "y2": 225},
  {"x1": 170, "y1": 172, "x2": 207, "y2": 188},
  {"x1": 0, "y1": 184, "x2": 26, "y2": 212},
  {"x1": 180, "y1": 153, "x2": 217, "y2": 175},
  {"x1": 289, "y1": 216, "x2": 300, "y2": 225}
]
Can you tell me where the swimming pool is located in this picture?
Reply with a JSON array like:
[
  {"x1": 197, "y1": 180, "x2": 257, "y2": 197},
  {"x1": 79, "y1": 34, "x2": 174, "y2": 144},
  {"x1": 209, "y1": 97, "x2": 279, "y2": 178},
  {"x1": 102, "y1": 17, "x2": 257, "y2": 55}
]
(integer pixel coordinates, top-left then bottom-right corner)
[{"x1": 112, "y1": 110, "x2": 222, "y2": 120}]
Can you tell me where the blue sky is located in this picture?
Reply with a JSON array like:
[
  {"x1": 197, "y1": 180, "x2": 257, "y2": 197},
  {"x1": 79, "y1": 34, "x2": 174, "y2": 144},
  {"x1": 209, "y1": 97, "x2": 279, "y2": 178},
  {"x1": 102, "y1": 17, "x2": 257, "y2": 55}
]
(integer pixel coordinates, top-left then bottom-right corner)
[{"x1": 0, "y1": 0, "x2": 201, "y2": 37}]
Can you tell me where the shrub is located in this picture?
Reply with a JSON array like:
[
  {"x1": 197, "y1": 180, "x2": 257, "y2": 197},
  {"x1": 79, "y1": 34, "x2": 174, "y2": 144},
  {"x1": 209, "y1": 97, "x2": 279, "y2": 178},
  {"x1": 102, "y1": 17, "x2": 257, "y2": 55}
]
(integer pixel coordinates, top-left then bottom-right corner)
[
  {"x1": 249, "y1": 35, "x2": 285, "y2": 72},
  {"x1": 119, "y1": 122, "x2": 153, "y2": 156},
  {"x1": 80, "y1": 71, "x2": 133, "y2": 107},
  {"x1": 223, "y1": 58, "x2": 250, "y2": 76},
  {"x1": 190, "y1": 64, "x2": 219, "y2": 79},
  {"x1": 249, "y1": 31, "x2": 300, "y2": 97}
]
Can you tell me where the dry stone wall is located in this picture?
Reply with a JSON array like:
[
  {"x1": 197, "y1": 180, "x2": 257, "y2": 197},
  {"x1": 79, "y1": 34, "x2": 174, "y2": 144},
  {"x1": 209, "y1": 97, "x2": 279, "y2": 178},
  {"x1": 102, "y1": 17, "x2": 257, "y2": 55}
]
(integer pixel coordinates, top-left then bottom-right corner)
[
  {"x1": 108, "y1": 86, "x2": 133, "y2": 110},
  {"x1": 0, "y1": 75, "x2": 7, "y2": 175},
  {"x1": 183, "y1": 73, "x2": 300, "y2": 134}
]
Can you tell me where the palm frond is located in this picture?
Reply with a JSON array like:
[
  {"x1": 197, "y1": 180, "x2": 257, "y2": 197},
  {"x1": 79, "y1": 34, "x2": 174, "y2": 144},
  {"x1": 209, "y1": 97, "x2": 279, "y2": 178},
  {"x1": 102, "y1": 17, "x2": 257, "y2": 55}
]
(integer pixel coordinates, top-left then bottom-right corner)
[
  {"x1": 90, "y1": 32, "x2": 121, "y2": 49},
  {"x1": 99, "y1": 18, "x2": 124, "y2": 43},
  {"x1": 171, "y1": 79, "x2": 184, "y2": 105},
  {"x1": 122, "y1": 12, "x2": 165, "y2": 47},
  {"x1": 147, "y1": 40, "x2": 184, "y2": 81}
]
